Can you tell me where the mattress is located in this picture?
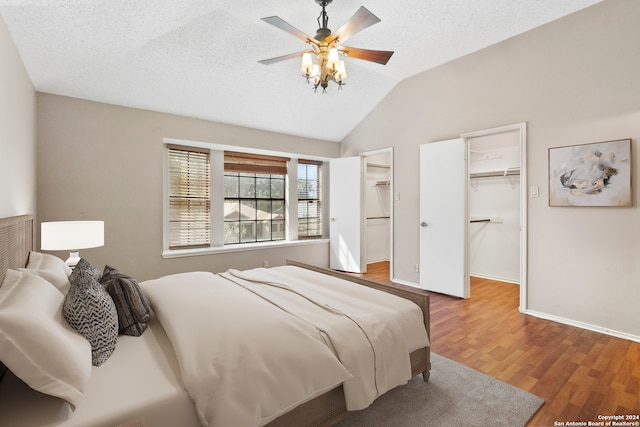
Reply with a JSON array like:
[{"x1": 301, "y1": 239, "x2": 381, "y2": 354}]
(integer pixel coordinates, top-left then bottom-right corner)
[{"x1": 0, "y1": 315, "x2": 200, "y2": 427}]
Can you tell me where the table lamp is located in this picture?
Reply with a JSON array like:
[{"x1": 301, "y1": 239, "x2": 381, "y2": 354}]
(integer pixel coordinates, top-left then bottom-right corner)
[{"x1": 41, "y1": 221, "x2": 104, "y2": 267}]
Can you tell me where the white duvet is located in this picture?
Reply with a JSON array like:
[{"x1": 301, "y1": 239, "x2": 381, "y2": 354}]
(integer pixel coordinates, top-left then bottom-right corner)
[{"x1": 140, "y1": 266, "x2": 428, "y2": 427}]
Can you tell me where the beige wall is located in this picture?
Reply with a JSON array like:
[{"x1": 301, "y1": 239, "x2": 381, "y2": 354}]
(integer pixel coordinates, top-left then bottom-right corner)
[
  {"x1": 36, "y1": 94, "x2": 339, "y2": 281},
  {"x1": 0, "y1": 15, "x2": 36, "y2": 218},
  {"x1": 342, "y1": 0, "x2": 640, "y2": 339}
]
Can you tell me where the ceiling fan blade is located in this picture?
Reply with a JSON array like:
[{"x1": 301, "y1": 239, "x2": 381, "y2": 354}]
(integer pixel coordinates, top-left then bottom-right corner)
[
  {"x1": 339, "y1": 46, "x2": 394, "y2": 65},
  {"x1": 258, "y1": 50, "x2": 311, "y2": 65},
  {"x1": 326, "y1": 6, "x2": 381, "y2": 44},
  {"x1": 261, "y1": 16, "x2": 319, "y2": 46}
]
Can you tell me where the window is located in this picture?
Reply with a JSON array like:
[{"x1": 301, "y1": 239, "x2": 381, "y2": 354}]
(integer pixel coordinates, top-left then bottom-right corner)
[
  {"x1": 297, "y1": 160, "x2": 323, "y2": 238},
  {"x1": 167, "y1": 145, "x2": 211, "y2": 249},
  {"x1": 165, "y1": 143, "x2": 326, "y2": 254},
  {"x1": 223, "y1": 152, "x2": 289, "y2": 245}
]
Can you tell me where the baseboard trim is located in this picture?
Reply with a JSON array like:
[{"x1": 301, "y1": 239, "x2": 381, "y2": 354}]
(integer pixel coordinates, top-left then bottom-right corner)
[
  {"x1": 388, "y1": 279, "x2": 640, "y2": 344},
  {"x1": 470, "y1": 273, "x2": 519, "y2": 285},
  {"x1": 524, "y1": 309, "x2": 640, "y2": 344}
]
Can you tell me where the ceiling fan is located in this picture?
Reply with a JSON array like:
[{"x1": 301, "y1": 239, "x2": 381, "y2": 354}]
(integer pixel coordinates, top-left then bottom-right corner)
[{"x1": 259, "y1": 0, "x2": 394, "y2": 93}]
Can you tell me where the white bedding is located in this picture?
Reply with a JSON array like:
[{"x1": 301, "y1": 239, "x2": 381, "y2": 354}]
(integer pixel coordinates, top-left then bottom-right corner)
[
  {"x1": 0, "y1": 265, "x2": 429, "y2": 427},
  {"x1": 0, "y1": 316, "x2": 200, "y2": 427},
  {"x1": 140, "y1": 266, "x2": 429, "y2": 427},
  {"x1": 140, "y1": 270, "x2": 354, "y2": 427},
  {"x1": 221, "y1": 266, "x2": 428, "y2": 409}
]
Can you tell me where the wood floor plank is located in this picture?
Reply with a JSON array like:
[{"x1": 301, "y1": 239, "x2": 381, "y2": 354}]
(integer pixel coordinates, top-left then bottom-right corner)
[{"x1": 357, "y1": 262, "x2": 640, "y2": 426}]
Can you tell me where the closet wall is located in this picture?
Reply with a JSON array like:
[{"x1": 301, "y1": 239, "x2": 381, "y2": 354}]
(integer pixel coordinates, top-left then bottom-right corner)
[
  {"x1": 364, "y1": 152, "x2": 391, "y2": 265},
  {"x1": 468, "y1": 133, "x2": 520, "y2": 283}
]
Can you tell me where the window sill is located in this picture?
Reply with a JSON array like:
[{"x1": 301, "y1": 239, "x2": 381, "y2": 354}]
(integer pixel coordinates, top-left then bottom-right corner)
[{"x1": 162, "y1": 238, "x2": 329, "y2": 259}]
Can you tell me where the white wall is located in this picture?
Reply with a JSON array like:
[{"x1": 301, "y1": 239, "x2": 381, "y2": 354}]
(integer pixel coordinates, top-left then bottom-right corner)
[
  {"x1": 36, "y1": 94, "x2": 340, "y2": 281},
  {"x1": 0, "y1": 15, "x2": 35, "y2": 218},
  {"x1": 341, "y1": 0, "x2": 640, "y2": 339}
]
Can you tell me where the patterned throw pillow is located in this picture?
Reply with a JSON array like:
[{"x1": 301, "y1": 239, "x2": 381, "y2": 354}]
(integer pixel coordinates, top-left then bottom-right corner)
[
  {"x1": 64, "y1": 259, "x2": 118, "y2": 366},
  {"x1": 100, "y1": 265, "x2": 151, "y2": 336},
  {"x1": 71, "y1": 258, "x2": 102, "y2": 281}
]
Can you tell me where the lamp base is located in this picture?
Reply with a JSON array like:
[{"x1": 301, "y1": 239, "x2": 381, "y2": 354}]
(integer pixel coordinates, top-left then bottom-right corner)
[{"x1": 65, "y1": 251, "x2": 81, "y2": 269}]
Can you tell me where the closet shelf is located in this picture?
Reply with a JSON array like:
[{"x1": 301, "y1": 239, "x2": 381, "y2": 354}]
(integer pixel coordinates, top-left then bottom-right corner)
[
  {"x1": 470, "y1": 168, "x2": 520, "y2": 179},
  {"x1": 374, "y1": 180, "x2": 391, "y2": 186}
]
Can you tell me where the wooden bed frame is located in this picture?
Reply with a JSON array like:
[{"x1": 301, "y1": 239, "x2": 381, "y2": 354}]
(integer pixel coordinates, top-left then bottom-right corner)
[{"x1": 0, "y1": 214, "x2": 430, "y2": 427}]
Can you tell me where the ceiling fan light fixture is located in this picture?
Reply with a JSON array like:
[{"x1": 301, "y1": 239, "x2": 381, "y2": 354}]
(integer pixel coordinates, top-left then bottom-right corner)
[{"x1": 260, "y1": 0, "x2": 393, "y2": 93}]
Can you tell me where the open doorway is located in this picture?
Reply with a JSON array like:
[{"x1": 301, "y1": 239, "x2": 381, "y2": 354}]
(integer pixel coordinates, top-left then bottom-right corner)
[
  {"x1": 328, "y1": 148, "x2": 393, "y2": 277},
  {"x1": 362, "y1": 148, "x2": 393, "y2": 282},
  {"x1": 416, "y1": 123, "x2": 527, "y2": 308},
  {"x1": 462, "y1": 123, "x2": 528, "y2": 309}
]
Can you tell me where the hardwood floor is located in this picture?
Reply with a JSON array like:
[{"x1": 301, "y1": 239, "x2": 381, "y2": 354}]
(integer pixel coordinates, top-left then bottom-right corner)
[{"x1": 359, "y1": 262, "x2": 640, "y2": 426}]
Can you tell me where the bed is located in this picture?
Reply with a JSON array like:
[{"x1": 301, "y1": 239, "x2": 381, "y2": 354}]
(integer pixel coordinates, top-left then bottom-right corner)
[{"x1": 0, "y1": 214, "x2": 431, "y2": 427}]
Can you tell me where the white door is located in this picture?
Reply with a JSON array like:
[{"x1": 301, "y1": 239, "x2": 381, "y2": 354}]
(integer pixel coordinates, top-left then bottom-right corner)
[
  {"x1": 419, "y1": 138, "x2": 469, "y2": 298},
  {"x1": 329, "y1": 157, "x2": 364, "y2": 273}
]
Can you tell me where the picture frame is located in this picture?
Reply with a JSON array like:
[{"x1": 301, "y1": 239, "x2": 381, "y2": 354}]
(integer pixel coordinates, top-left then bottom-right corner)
[{"x1": 548, "y1": 138, "x2": 632, "y2": 207}]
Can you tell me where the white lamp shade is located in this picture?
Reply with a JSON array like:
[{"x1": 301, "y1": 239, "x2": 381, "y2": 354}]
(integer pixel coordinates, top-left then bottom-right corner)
[
  {"x1": 301, "y1": 52, "x2": 313, "y2": 68},
  {"x1": 335, "y1": 60, "x2": 347, "y2": 81},
  {"x1": 41, "y1": 221, "x2": 104, "y2": 251},
  {"x1": 327, "y1": 48, "x2": 340, "y2": 68}
]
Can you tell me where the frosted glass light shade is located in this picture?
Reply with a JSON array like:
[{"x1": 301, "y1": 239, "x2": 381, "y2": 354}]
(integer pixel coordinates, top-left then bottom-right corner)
[
  {"x1": 335, "y1": 60, "x2": 347, "y2": 81},
  {"x1": 301, "y1": 53, "x2": 319, "y2": 78},
  {"x1": 301, "y1": 52, "x2": 313, "y2": 67},
  {"x1": 41, "y1": 221, "x2": 104, "y2": 250},
  {"x1": 327, "y1": 48, "x2": 340, "y2": 70}
]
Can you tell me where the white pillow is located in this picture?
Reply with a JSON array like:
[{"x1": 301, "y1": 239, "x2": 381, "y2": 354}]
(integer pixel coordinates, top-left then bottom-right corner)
[
  {"x1": 20, "y1": 251, "x2": 72, "y2": 293},
  {"x1": 0, "y1": 269, "x2": 92, "y2": 407}
]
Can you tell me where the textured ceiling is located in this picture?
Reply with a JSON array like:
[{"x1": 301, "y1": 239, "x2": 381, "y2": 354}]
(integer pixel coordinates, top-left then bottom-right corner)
[{"x1": 0, "y1": 0, "x2": 602, "y2": 142}]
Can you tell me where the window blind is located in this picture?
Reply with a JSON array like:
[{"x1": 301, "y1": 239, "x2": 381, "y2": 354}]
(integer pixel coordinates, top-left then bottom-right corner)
[
  {"x1": 168, "y1": 144, "x2": 211, "y2": 249},
  {"x1": 224, "y1": 151, "x2": 290, "y2": 175},
  {"x1": 297, "y1": 159, "x2": 323, "y2": 238}
]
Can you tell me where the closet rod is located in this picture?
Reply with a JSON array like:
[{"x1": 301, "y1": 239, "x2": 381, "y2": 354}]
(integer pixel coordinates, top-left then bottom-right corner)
[
  {"x1": 366, "y1": 216, "x2": 391, "y2": 220},
  {"x1": 470, "y1": 169, "x2": 520, "y2": 179},
  {"x1": 469, "y1": 217, "x2": 503, "y2": 223},
  {"x1": 367, "y1": 162, "x2": 390, "y2": 168}
]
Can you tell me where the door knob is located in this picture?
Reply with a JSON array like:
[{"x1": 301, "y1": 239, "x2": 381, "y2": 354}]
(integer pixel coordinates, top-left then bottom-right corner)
[
  {"x1": 331, "y1": 218, "x2": 336, "y2": 222},
  {"x1": 420, "y1": 222, "x2": 428, "y2": 227}
]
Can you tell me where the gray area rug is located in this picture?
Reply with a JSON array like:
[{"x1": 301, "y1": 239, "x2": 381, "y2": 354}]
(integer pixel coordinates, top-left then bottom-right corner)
[{"x1": 336, "y1": 353, "x2": 544, "y2": 427}]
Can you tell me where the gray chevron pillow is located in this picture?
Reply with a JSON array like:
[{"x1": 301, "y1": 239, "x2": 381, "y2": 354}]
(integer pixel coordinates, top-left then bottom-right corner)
[
  {"x1": 72, "y1": 258, "x2": 102, "y2": 281},
  {"x1": 64, "y1": 259, "x2": 118, "y2": 366},
  {"x1": 100, "y1": 265, "x2": 151, "y2": 336}
]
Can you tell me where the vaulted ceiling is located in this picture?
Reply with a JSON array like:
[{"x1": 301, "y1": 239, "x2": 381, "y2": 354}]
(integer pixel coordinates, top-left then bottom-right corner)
[{"x1": 0, "y1": 0, "x2": 602, "y2": 142}]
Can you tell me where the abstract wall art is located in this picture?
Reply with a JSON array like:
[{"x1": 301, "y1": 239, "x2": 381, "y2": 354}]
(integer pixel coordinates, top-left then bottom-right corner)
[{"x1": 549, "y1": 138, "x2": 632, "y2": 207}]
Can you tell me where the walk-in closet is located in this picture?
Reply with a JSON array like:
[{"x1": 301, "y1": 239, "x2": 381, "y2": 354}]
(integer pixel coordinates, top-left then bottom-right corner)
[{"x1": 363, "y1": 152, "x2": 391, "y2": 269}]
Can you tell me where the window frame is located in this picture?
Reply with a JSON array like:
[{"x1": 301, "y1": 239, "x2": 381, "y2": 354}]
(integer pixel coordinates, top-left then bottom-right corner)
[
  {"x1": 163, "y1": 140, "x2": 329, "y2": 258},
  {"x1": 223, "y1": 171, "x2": 287, "y2": 245},
  {"x1": 297, "y1": 159, "x2": 323, "y2": 239}
]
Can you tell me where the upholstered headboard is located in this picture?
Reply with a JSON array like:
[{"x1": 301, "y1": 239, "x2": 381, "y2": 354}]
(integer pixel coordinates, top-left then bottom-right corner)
[
  {"x1": 0, "y1": 214, "x2": 34, "y2": 284},
  {"x1": 0, "y1": 214, "x2": 34, "y2": 381}
]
